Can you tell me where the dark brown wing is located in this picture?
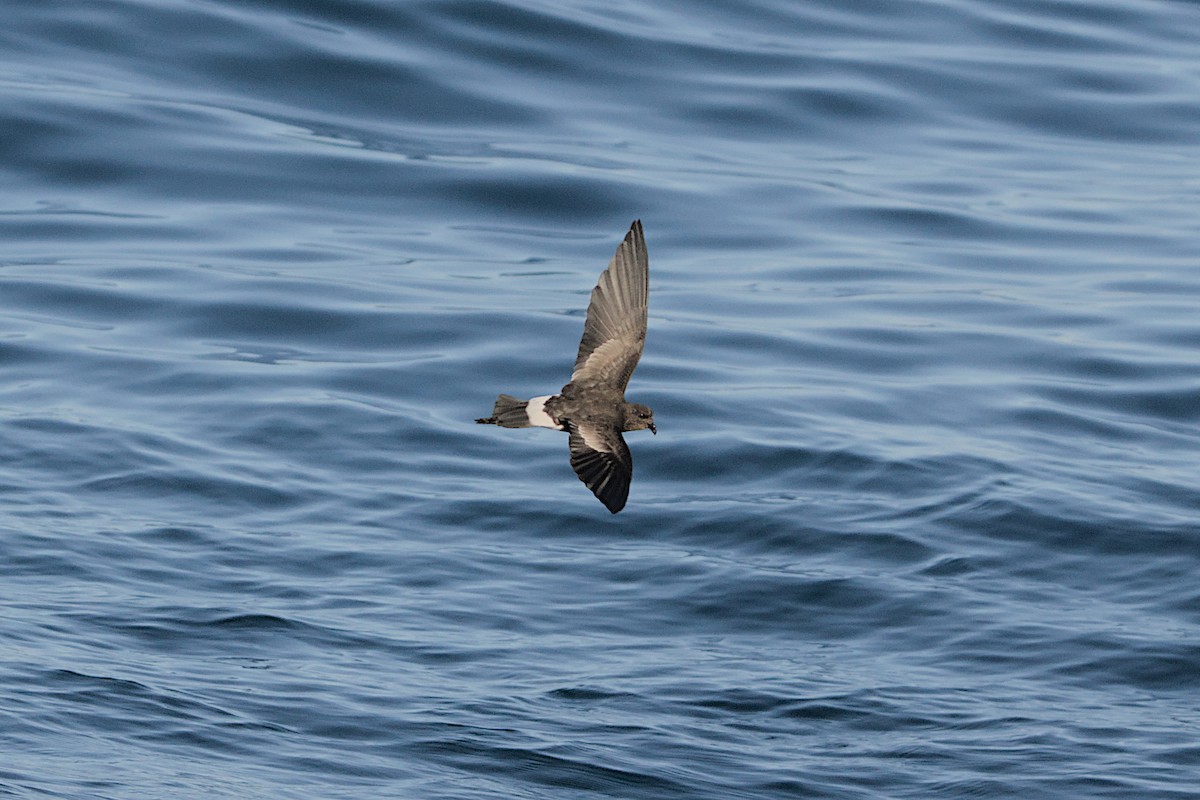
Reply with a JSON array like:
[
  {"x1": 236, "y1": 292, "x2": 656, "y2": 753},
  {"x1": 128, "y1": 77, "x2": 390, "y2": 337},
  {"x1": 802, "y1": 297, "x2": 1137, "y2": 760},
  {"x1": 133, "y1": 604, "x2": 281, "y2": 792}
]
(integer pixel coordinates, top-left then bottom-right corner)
[
  {"x1": 571, "y1": 220, "x2": 648, "y2": 392},
  {"x1": 567, "y1": 421, "x2": 633, "y2": 514}
]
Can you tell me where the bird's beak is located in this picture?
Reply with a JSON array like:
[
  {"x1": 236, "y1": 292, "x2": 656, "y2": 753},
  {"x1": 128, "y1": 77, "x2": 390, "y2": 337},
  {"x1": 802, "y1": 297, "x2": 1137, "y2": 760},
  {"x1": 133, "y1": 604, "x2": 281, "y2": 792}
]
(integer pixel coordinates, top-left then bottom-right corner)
[{"x1": 649, "y1": 423, "x2": 657, "y2": 435}]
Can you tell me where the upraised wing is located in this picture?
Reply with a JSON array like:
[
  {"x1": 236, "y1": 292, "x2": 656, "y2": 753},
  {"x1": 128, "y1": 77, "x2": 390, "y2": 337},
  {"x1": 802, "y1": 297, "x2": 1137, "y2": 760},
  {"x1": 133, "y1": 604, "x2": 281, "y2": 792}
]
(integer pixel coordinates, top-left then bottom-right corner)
[{"x1": 570, "y1": 220, "x2": 648, "y2": 392}]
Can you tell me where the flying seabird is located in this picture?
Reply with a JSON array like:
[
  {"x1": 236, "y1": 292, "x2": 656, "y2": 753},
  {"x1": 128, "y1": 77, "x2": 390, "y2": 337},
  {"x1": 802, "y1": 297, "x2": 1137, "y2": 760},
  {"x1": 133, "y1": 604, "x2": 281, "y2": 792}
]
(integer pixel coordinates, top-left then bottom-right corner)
[{"x1": 476, "y1": 220, "x2": 655, "y2": 513}]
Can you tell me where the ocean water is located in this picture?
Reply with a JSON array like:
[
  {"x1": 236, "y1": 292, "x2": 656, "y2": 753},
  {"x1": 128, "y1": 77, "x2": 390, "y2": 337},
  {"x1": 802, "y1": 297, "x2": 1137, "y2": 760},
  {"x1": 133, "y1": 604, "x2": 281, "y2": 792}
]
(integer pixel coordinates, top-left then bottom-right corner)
[{"x1": 2, "y1": 0, "x2": 1199, "y2": 797}]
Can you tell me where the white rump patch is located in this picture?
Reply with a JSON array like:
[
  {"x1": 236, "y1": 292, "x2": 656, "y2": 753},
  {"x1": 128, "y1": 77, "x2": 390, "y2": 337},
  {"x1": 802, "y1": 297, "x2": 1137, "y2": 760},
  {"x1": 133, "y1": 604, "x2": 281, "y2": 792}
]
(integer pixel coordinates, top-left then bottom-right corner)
[{"x1": 525, "y1": 396, "x2": 561, "y2": 429}]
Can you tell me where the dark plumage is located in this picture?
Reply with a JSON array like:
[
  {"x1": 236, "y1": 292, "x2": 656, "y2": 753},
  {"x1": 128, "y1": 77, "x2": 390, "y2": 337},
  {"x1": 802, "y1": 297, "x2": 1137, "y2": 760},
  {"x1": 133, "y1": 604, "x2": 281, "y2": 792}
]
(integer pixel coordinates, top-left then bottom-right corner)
[{"x1": 475, "y1": 220, "x2": 655, "y2": 513}]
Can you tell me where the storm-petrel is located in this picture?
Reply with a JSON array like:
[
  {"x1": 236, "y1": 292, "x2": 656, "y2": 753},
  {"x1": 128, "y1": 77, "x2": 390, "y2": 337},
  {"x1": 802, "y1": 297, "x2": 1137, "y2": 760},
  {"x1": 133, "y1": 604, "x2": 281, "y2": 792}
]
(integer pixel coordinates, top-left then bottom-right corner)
[{"x1": 476, "y1": 220, "x2": 655, "y2": 513}]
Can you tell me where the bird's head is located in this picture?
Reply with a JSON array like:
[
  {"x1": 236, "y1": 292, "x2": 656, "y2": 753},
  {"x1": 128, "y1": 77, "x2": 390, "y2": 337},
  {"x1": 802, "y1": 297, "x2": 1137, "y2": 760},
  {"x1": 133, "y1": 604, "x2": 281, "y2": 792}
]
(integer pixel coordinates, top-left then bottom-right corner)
[{"x1": 622, "y1": 402, "x2": 656, "y2": 435}]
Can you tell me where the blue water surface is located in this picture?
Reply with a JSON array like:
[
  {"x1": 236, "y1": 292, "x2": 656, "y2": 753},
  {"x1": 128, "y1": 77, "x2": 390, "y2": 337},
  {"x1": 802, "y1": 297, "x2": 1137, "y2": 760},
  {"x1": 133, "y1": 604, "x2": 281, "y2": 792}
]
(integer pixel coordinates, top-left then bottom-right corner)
[{"x1": 2, "y1": 1, "x2": 1199, "y2": 797}]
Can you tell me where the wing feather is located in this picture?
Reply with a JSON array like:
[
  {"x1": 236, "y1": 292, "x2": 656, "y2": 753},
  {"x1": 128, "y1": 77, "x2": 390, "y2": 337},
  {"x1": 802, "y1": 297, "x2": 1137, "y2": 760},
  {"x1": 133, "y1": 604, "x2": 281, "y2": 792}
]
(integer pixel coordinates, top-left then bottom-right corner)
[
  {"x1": 571, "y1": 220, "x2": 648, "y2": 391},
  {"x1": 567, "y1": 422, "x2": 632, "y2": 514}
]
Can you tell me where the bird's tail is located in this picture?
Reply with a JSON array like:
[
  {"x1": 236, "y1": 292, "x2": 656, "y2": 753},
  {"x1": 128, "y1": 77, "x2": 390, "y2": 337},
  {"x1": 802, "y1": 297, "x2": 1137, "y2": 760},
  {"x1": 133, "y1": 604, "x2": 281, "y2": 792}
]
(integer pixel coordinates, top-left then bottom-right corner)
[{"x1": 475, "y1": 394, "x2": 532, "y2": 428}]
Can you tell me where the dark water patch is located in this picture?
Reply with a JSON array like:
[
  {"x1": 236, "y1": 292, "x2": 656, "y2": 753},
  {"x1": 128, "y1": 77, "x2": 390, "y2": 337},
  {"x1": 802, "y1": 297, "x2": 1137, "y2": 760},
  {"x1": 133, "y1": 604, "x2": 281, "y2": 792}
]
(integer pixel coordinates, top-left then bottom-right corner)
[
  {"x1": 418, "y1": 737, "x2": 691, "y2": 797},
  {"x1": 1055, "y1": 638, "x2": 1200, "y2": 693}
]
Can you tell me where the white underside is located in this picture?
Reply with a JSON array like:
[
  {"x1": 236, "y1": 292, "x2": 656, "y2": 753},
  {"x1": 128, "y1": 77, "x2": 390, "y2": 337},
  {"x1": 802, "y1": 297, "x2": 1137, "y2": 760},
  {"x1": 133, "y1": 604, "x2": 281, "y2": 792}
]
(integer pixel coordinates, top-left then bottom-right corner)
[{"x1": 525, "y1": 395, "x2": 560, "y2": 429}]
